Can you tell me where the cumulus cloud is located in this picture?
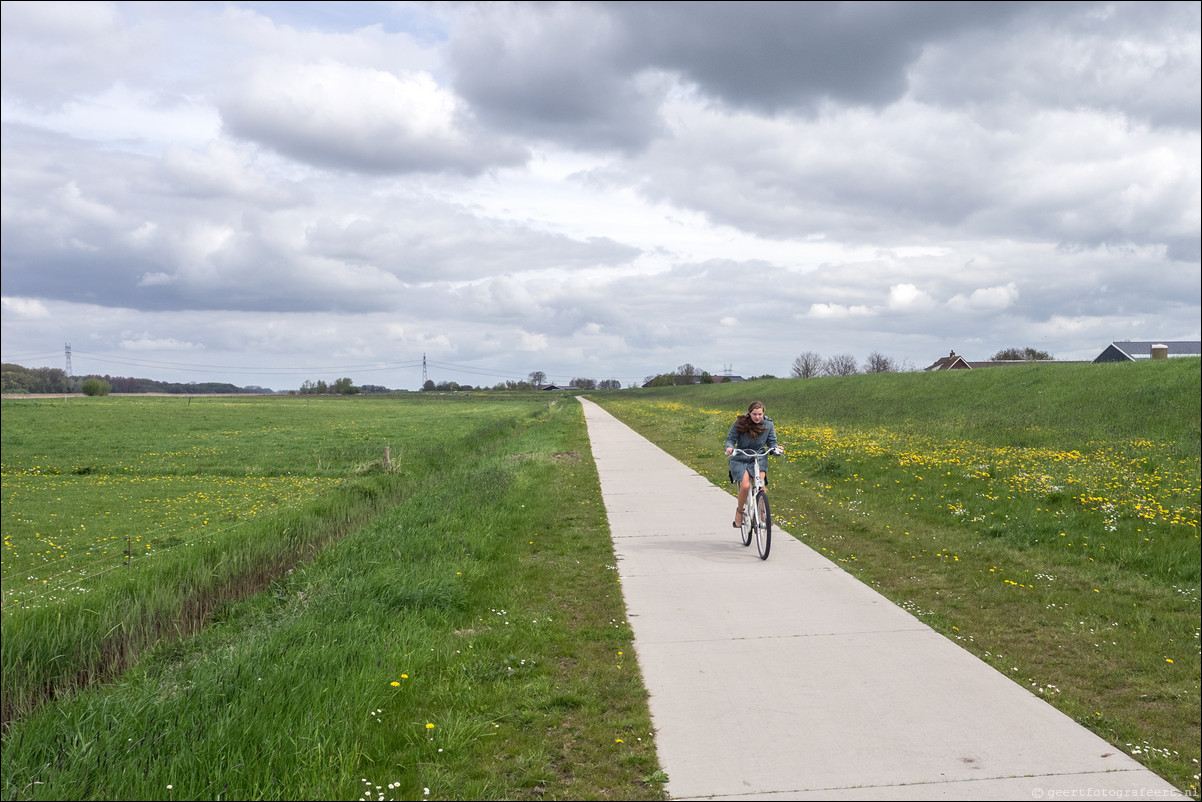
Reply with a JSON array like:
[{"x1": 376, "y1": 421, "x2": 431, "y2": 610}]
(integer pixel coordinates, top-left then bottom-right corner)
[
  {"x1": 910, "y1": 1, "x2": 1201, "y2": 129},
  {"x1": 518, "y1": 330, "x2": 549, "y2": 352},
  {"x1": 120, "y1": 335, "x2": 205, "y2": 351},
  {"x1": 158, "y1": 142, "x2": 303, "y2": 205},
  {"x1": 888, "y1": 283, "x2": 936, "y2": 312},
  {"x1": 947, "y1": 282, "x2": 1020, "y2": 313},
  {"x1": 808, "y1": 303, "x2": 875, "y2": 319},
  {"x1": 1, "y1": 2, "x2": 1198, "y2": 388},
  {"x1": 220, "y1": 59, "x2": 526, "y2": 174},
  {"x1": 448, "y1": 2, "x2": 667, "y2": 152},
  {"x1": 0, "y1": 0, "x2": 158, "y2": 106},
  {"x1": 2, "y1": 297, "x2": 50, "y2": 319}
]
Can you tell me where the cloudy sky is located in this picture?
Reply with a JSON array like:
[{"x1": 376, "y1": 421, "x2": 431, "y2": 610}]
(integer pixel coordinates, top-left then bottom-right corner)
[{"x1": 2, "y1": 1, "x2": 1199, "y2": 390}]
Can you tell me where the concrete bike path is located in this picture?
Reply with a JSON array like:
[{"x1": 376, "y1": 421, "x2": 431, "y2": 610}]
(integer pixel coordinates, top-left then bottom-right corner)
[{"x1": 577, "y1": 398, "x2": 1184, "y2": 801}]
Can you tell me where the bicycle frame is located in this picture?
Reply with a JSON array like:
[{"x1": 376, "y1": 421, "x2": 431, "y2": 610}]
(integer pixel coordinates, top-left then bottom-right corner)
[{"x1": 730, "y1": 447, "x2": 775, "y2": 559}]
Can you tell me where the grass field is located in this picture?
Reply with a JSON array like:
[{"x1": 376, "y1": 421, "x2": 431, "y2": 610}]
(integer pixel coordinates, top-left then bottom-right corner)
[
  {"x1": 1, "y1": 394, "x2": 665, "y2": 800},
  {"x1": 2, "y1": 360, "x2": 1198, "y2": 798},
  {"x1": 590, "y1": 358, "x2": 1200, "y2": 796}
]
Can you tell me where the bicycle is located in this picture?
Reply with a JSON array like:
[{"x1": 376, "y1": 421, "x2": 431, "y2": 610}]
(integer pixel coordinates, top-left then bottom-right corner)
[{"x1": 729, "y1": 446, "x2": 780, "y2": 560}]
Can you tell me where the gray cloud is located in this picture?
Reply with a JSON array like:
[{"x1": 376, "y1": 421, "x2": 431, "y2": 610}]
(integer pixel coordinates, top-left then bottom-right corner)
[
  {"x1": 219, "y1": 58, "x2": 529, "y2": 175},
  {"x1": 910, "y1": 1, "x2": 1201, "y2": 130},
  {"x1": 2, "y1": 2, "x2": 1198, "y2": 389},
  {"x1": 0, "y1": 1, "x2": 162, "y2": 107},
  {"x1": 611, "y1": 1, "x2": 1035, "y2": 112},
  {"x1": 1, "y1": 123, "x2": 640, "y2": 315},
  {"x1": 447, "y1": 2, "x2": 669, "y2": 153}
]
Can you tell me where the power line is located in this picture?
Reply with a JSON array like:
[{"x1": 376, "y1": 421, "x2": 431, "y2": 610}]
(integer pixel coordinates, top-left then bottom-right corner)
[
  {"x1": 67, "y1": 350, "x2": 425, "y2": 375},
  {"x1": 0, "y1": 350, "x2": 64, "y2": 363},
  {"x1": 5, "y1": 348, "x2": 651, "y2": 384}
]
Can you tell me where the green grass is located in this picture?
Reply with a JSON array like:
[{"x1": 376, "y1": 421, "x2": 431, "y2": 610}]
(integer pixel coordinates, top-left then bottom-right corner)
[
  {"x1": 1, "y1": 394, "x2": 664, "y2": 800},
  {"x1": 589, "y1": 358, "x2": 1200, "y2": 796},
  {"x1": 4, "y1": 361, "x2": 1198, "y2": 797}
]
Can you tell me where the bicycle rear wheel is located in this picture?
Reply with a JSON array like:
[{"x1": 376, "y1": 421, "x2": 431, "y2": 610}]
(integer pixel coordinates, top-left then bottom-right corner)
[
  {"x1": 740, "y1": 497, "x2": 753, "y2": 546},
  {"x1": 755, "y1": 490, "x2": 771, "y2": 559}
]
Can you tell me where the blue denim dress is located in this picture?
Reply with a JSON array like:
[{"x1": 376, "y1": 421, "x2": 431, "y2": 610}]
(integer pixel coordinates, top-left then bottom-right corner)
[{"x1": 725, "y1": 417, "x2": 778, "y2": 483}]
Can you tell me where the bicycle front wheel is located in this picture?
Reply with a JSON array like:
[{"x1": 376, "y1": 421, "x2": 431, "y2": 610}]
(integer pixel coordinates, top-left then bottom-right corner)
[
  {"x1": 740, "y1": 497, "x2": 753, "y2": 546},
  {"x1": 755, "y1": 490, "x2": 771, "y2": 559}
]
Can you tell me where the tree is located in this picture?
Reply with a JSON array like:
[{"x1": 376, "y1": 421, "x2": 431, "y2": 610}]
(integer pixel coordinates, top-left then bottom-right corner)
[
  {"x1": 332, "y1": 377, "x2": 359, "y2": 394},
  {"x1": 422, "y1": 379, "x2": 436, "y2": 391},
  {"x1": 528, "y1": 370, "x2": 547, "y2": 386},
  {"x1": 81, "y1": 377, "x2": 111, "y2": 396},
  {"x1": 822, "y1": 354, "x2": 859, "y2": 377},
  {"x1": 1, "y1": 364, "x2": 72, "y2": 393},
  {"x1": 570, "y1": 377, "x2": 597, "y2": 390},
  {"x1": 675, "y1": 363, "x2": 698, "y2": 385},
  {"x1": 598, "y1": 379, "x2": 621, "y2": 390},
  {"x1": 790, "y1": 352, "x2": 823, "y2": 378},
  {"x1": 863, "y1": 352, "x2": 897, "y2": 373},
  {"x1": 33, "y1": 367, "x2": 72, "y2": 393},
  {"x1": 991, "y1": 347, "x2": 1053, "y2": 361}
]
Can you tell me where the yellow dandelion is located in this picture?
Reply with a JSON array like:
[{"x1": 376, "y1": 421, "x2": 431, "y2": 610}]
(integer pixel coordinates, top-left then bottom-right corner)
[{"x1": 426, "y1": 723, "x2": 435, "y2": 729}]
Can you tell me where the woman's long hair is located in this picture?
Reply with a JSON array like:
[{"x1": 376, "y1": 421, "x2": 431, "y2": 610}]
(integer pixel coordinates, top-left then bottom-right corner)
[{"x1": 734, "y1": 401, "x2": 766, "y2": 438}]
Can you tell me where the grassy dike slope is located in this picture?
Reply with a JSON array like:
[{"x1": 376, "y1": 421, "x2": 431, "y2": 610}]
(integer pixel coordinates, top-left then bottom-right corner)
[
  {"x1": 591, "y1": 358, "x2": 1200, "y2": 795},
  {"x1": 1, "y1": 396, "x2": 664, "y2": 800}
]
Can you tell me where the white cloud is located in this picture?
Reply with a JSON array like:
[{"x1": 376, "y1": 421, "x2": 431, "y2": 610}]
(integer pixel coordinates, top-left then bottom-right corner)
[
  {"x1": 159, "y1": 141, "x2": 298, "y2": 204},
  {"x1": 59, "y1": 181, "x2": 122, "y2": 226},
  {"x1": 887, "y1": 283, "x2": 936, "y2": 311},
  {"x1": 808, "y1": 303, "x2": 875, "y2": 319},
  {"x1": 137, "y1": 272, "x2": 175, "y2": 287},
  {"x1": 120, "y1": 335, "x2": 204, "y2": 351},
  {"x1": 518, "y1": 330, "x2": 549, "y2": 352},
  {"x1": 2, "y1": 297, "x2": 50, "y2": 318},
  {"x1": 1, "y1": 3, "x2": 1198, "y2": 389},
  {"x1": 947, "y1": 283, "x2": 1019, "y2": 313},
  {"x1": 219, "y1": 59, "x2": 523, "y2": 173}
]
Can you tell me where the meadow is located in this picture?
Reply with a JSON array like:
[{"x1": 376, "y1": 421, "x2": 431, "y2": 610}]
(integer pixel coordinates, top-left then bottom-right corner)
[
  {"x1": 590, "y1": 357, "x2": 1200, "y2": 796},
  {"x1": 2, "y1": 360, "x2": 1198, "y2": 798},
  {"x1": 1, "y1": 394, "x2": 664, "y2": 800}
]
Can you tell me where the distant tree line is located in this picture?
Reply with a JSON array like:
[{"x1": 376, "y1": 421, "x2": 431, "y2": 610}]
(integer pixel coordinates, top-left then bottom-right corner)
[
  {"x1": 2, "y1": 363, "x2": 73, "y2": 393},
  {"x1": 99, "y1": 376, "x2": 260, "y2": 394},
  {"x1": 644, "y1": 363, "x2": 718, "y2": 387},
  {"x1": 1, "y1": 363, "x2": 267, "y2": 394},
  {"x1": 418, "y1": 375, "x2": 624, "y2": 392},
  {"x1": 790, "y1": 351, "x2": 918, "y2": 378},
  {"x1": 991, "y1": 347, "x2": 1053, "y2": 361},
  {"x1": 299, "y1": 378, "x2": 361, "y2": 395}
]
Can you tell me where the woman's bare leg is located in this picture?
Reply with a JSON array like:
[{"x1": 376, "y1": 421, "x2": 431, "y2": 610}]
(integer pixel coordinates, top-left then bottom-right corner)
[{"x1": 736, "y1": 472, "x2": 751, "y2": 521}]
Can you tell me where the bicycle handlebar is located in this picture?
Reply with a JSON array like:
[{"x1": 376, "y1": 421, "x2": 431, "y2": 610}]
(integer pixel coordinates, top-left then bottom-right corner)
[{"x1": 728, "y1": 447, "x2": 783, "y2": 456}]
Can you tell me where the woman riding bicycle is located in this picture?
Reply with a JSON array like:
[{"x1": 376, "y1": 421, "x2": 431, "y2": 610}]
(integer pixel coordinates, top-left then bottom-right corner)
[{"x1": 725, "y1": 401, "x2": 783, "y2": 528}]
